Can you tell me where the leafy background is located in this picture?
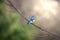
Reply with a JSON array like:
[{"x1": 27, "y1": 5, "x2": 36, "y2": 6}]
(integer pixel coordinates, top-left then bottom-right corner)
[
  {"x1": 0, "y1": 0, "x2": 60, "y2": 40},
  {"x1": 0, "y1": 0, "x2": 38, "y2": 40}
]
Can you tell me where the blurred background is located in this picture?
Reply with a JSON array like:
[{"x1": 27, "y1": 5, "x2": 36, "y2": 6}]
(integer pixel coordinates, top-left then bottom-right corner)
[{"x1": 0, "y1": 0, "x2": 60, "y2": 40}]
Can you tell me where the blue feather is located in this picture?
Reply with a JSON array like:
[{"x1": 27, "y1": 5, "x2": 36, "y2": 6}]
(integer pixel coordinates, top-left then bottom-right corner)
[{"x1": 27, "y1": 16, "x2": 35, "y2": 24}]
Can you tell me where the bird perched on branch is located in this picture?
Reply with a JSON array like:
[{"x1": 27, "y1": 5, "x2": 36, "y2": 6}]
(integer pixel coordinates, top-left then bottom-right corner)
[{"x1": 27, "y1": 16, "x2": 35, "y2": 24}]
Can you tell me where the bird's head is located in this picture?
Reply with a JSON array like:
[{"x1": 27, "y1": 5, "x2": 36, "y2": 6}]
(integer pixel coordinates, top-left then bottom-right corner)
[{"x1": 31, "y1": 16, "x2": 35, "y2": 19}]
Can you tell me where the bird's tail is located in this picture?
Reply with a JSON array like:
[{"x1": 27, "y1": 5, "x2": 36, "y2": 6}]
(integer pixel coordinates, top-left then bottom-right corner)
[
  {"x1": 27, "y1": 21, "x2": 30, "y2": 24},
  {"x1": 27, "y1": 22, "x2": 29, "y2": 24}
]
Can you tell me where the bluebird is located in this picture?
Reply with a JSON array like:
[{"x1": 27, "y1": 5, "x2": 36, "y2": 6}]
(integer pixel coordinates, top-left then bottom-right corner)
[{"x1": 27, "y1": 16, "x2": 35, "y2": 24}]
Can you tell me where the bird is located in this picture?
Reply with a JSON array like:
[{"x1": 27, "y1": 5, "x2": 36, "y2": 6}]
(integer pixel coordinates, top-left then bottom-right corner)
[{"x1": 27, "y1": 16, "x2": 35, "y2": 24}]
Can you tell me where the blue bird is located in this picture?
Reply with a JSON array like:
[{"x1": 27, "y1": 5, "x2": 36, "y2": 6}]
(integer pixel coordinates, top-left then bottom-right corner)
[{"x1": 27, "y1": 16, "x2": 35, "y2": 24}]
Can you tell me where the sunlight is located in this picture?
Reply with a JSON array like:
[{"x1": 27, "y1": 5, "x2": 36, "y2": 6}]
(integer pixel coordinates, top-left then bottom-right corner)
[{"x1": 33, "y1": 0, "x2": 58, "y2": 19}]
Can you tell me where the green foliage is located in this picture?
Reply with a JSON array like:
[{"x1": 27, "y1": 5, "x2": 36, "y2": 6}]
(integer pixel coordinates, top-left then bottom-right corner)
[
  {"x1": 0, "y1": 0, "x2": 4, "y2": 4},
  {"x1": 0, "y1": 0, "x2": 38, "y2": 40},
  {"x1": 0, "y1": 0, "x2": 30, "y2": 40}
]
